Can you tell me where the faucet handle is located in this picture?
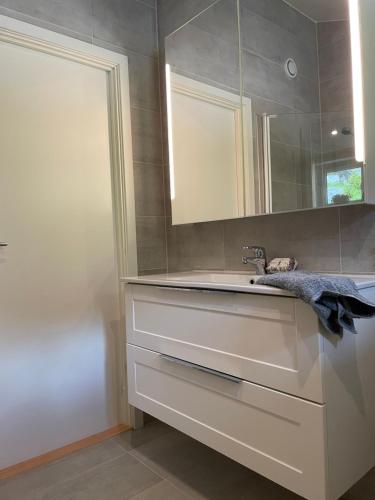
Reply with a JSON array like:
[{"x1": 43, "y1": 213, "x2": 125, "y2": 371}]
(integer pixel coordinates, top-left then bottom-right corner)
[{"x1": 242, "y1": 245, "x2": 266, "y2": 260}]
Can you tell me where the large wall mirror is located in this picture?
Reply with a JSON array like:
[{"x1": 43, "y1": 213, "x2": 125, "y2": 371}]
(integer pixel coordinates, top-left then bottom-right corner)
[{"x1": 165, "y1": 0, "x2": 369, "y2": 225}]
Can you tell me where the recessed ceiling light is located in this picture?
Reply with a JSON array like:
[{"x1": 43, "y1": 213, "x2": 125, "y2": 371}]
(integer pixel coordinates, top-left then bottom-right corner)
[{"x1": 331, "y1": 129, "x2": 338, "y2": 136}]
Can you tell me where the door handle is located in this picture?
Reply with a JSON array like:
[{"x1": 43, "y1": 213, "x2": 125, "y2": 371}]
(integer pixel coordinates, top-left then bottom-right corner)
[
  {"x1": 160, "y1": 354, "x2": 243, "y2": 383},
  {"x1": 0, "y1": 242, "x2": 8, "y2": 247}
]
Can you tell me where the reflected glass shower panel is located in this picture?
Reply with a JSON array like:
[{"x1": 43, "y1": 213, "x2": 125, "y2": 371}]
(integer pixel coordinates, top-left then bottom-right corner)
[{"x1": 267, "y1": 111, "x2": 364, "y2": 212}]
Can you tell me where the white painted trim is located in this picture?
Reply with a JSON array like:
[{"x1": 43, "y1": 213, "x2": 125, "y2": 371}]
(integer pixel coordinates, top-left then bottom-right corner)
[
  {"x1": 169, "y1": 72, "x2": 255, "y2": 220},
  {"x1": 0, "y1": 15, "x2": 138, "y2": 424}
]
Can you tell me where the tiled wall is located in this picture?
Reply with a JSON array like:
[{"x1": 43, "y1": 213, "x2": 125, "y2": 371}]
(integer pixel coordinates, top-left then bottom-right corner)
[
  {"x1": 165, "y1": 0, "x2": 240, "y2": 94},
  {"x1": 318, "y1": 20, "x2": 353, "y2": 115},
  {"x1": 0, "y1": 0, "x2": 168, "y2": 275},
  {"x1": 318, "y1": 20, "x2": 355, "y2": 165},
  {"x1": 163, "y1": 0, "x2": 319, "y2": 214},
  {"x1": 4, "y1": 0, "x2": 373, "y2": 275},
  {"x1": 238, "y1": 0, "x2": 320, "y2": 212},
  {"x1": 158, "y1": 0, "x2": 375, "y2": 274}
]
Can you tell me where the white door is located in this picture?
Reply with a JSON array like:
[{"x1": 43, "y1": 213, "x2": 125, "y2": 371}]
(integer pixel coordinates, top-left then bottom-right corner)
[{"x1": 0, "y1": 19, "x2": 136, "y2": 469}]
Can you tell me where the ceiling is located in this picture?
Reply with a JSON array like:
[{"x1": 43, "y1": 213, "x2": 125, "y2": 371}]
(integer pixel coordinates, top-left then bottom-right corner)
[{"x1": 284, "y1": 0, "x2": 349, "y2": 22}]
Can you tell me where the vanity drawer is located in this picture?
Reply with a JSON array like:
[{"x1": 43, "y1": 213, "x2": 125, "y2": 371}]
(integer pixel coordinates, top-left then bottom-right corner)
[
  {"x1": 127, "y1": 344, "x2": 327, "y2": 500},
  {"x1": 125, "y1": 284, "x2": 324, "y2": 402}
]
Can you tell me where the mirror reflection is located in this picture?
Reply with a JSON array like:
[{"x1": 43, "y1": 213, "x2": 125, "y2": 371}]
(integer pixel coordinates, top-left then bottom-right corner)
[
  {"x1": 264, "y1": 0, "x2": 363, "y2": 212},
  {"x1": 165, "y1": 0, "x2": 364, "y2": 224},
  {"x1": 165, "y1": 0, "x2": 256, "y2": 225}
]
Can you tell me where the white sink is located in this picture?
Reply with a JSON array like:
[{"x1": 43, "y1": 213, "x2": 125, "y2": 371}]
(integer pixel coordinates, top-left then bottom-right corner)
[
  {"x1": 165, "y1": 271, "x2": 259, "y2": 285},
  {"x1": 123, "y1": 271, "x2": 375, "y2": 295}
]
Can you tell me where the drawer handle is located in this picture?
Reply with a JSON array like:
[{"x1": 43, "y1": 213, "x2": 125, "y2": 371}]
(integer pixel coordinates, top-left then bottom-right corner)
[{"x1": 160, "y1": 354, "x2": 242, "y2": 384}]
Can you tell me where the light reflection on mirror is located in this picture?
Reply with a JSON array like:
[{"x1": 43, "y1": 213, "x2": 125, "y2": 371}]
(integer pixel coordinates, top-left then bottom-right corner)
[{"x1": 349, "y1": 0, "x2": 365, "y2": 163}]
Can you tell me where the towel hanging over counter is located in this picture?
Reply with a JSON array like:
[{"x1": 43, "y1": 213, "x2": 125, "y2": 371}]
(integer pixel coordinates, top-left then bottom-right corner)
[{"x1": 257, "y1": 271, "x2": 375, "y2": 335}]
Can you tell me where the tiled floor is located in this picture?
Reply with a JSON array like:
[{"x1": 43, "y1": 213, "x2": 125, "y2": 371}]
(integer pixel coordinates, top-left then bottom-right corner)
[{"x1": 1, "y1": 420, "x2": 374, "y2": 500}]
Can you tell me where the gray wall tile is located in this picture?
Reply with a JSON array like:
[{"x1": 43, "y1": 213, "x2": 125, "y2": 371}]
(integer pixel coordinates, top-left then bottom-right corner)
[
  {"x1": 240, "y1": 6, "x2": 317, "y2": 81},
  {"x1": 134, "y1": 165, "x2": 165, "y2": 217},
  {"x1": 157, "y1": 0, "x2": 218, "y2": 39},
  {"x1": 242, "y1": 50, "x2": 319, "y2": 112},
  {"x1": 166, "y1": 22, "x2": 240, "y2": 92},
  {"x1": 270, "y1": 142, "x2": 313, "y2": 188},
  {"x1": 293, "y1": 75, "x2": 320, "y2": 113},
  {"x1": 320, "y1": 76, "x2": 353, "y2": 113},
  {"x1": 271, "y1": 181, "x2": 298, "y2": 212},
  {"x1": 341, "y1": 239, "x2": 375, "y2": 273},
  {"x1": 318, "y1": 35, "x2": 351, "y2": 84},
  {"x1": 128, "y1": 53, "x2": 160, "y2": 112},
  {"x1": 241, "y1": 0, "x2": 316, "y2": 47},
  {"x1": 270, "y1": 142, "x2": 297, "y2": 184},
  {"x1": 0, "y1": 5, "x2": 94, "y2": 42},
  {"x1": 340, "y1": 205, "x2": 375, "y2": 241},
  {"x1": 318, "y1": 20, "x2": 353, "y2": 115},
  {"x1": 297, "y1": 184, "x2": 313, "y2": 210},
  {"x1": 93, "y1": 0, "x2": 157, "y2": 57},
  {"x1": 163, "y1": 164, "x2": 172, "y2": 217},
  {"x1": 251, "y1": 95, "x2": 294, "y2": 117},
  {"x1": 191, "y1": 0, "x2": 239, "y2": 46},
  {"x1": 0, "y1": 0, "x2": 93, "y2": 36},
  {"x1": 131, "y1": 107, "x2": 163, "y2": 164},
  {"x1": 136, "y1": 217, "x2": 167, "y2": 271},
  {"x1": 224, "y1": 209, "x2": 341, "y2": 272},
  {"x1": 318, "y1": 21, "x2": 350, "y2": 50},
  {"x1": 272, "y1": 181, "x2": 314, "y2": 212},
  {"x1": 270, "y1": 113, "x2": 321, "y2": 151},
  {"x1": 138, "y1": 0, "x2": 155, "y2": 8},
  {"x1": 166, "y1": 218, "x2": 225, "y2": 272}
]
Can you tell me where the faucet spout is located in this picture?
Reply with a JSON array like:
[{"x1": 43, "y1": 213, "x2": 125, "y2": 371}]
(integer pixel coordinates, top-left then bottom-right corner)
[{"x1": 242, "y1": 245, "x2": 267, "y2": 275}]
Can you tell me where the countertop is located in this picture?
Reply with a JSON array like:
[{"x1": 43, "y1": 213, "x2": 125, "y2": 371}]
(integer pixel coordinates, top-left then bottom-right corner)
[{"x1": 121, "y1": 271, "x2": 375, "y2": 297}]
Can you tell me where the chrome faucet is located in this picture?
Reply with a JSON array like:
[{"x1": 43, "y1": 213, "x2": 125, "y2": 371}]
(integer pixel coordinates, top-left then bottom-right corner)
[{"x1": 242, "y1": 245, "x2": 267, "y2": 275}]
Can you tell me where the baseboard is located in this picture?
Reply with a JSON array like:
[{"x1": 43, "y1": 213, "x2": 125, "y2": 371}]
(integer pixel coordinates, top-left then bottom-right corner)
[{"x1": 0, "y1": 423, "x2": 132, "y2": 481}]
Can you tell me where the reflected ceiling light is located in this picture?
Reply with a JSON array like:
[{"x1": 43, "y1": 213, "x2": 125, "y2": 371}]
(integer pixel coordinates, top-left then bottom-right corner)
[
  {"x1": 349, "y1": 0, "x2": 365, "y2": 163},
  {"x1": 165, "y1": 63, "x2": 176, "y2": 200}
]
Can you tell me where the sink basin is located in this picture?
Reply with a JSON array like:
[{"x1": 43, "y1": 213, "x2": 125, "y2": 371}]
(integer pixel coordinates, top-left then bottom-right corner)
[
  {"x1": 122, "y1": 271, "x2": 375, "y2": 295},
  {"x1": 166, "y1": 271, "x2": 259, "y2": 285}
]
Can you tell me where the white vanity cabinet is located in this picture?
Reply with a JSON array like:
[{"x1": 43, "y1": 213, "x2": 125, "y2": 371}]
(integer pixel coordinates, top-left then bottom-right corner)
[{"x1": 124, "y1": 278, "x2": 375, "y2": 500}]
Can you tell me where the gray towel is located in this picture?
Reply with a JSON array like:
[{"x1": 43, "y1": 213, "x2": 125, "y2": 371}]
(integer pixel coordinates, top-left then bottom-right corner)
[{"x1": 257, "y1": 272, "x2": 375, "y2": 335}]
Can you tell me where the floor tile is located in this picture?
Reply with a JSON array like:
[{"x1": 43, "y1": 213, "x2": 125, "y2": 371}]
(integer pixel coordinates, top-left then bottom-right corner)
[
  {"x1": 2, "y1": 419, "x2": 375, "y2": 500},
  {"x1": 342, "y1": 467, "x2": 375, "y2": 499},
  {"x1": 113, "y1": 420, "x2": 175, "y2": 452},
  {"x1": 129, "y1": 428, "x2": 279, "y2": 500},
  {"x1": 130, "y1": 480, "x2": 192, "y2": 500},
  {"x1": 0, "y1": 439, "x2": 126, "y2": 500},
  {"x1": 38, "y1": 453, "x2": 161, "y2": 500}
]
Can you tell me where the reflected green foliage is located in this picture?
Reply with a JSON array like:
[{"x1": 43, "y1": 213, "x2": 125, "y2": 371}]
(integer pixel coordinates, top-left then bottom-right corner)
[
  {"x1": 327, "y1": 167, "x2": 363, "y2": 204},
  {"x1": 343, "y1": 170, "x2": 362, "y2": 201}
]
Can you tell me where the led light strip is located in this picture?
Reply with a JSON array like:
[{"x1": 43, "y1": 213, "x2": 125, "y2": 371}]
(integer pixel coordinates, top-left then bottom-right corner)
[
  {"x1": 165, "y1": 64, "x2": 176, "y2": 200},
  {"x1": 349, "y1": 0, "x2": 365, "y2": 163}
]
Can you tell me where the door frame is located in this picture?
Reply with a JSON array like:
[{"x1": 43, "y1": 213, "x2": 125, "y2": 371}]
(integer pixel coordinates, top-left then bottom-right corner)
[{"x1": 0, "y1": 15, "x2": 138, "y2": 425}]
